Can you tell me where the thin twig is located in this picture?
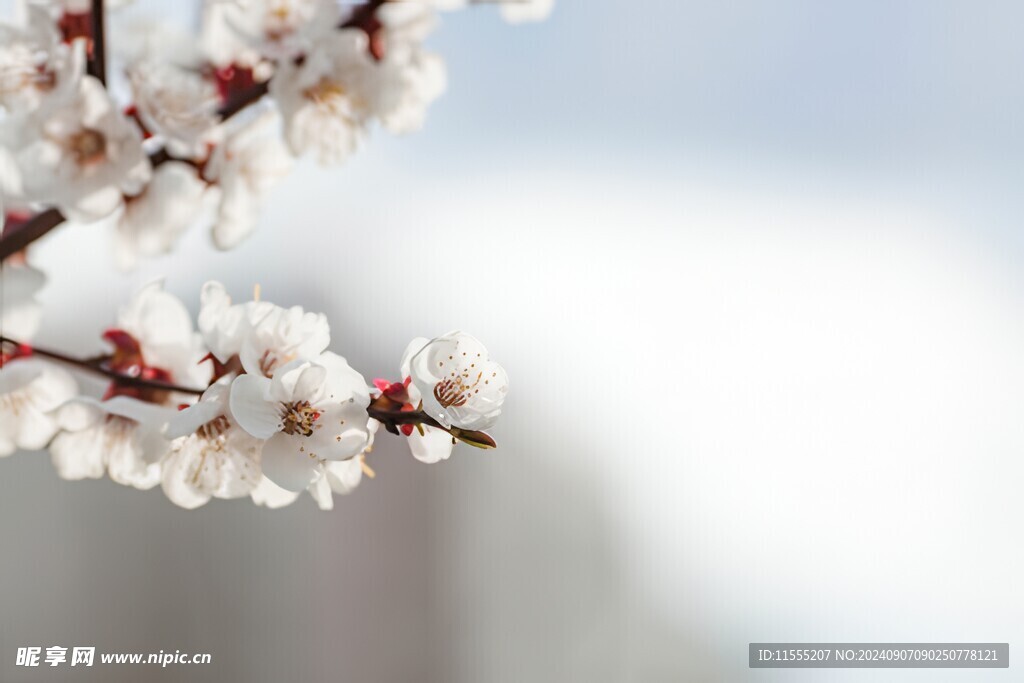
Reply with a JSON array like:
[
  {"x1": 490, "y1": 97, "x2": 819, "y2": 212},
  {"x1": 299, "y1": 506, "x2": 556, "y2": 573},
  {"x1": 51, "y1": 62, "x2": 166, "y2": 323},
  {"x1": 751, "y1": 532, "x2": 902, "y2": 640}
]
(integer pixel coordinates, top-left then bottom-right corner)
[
  {"x1": 1, "y1": 334, "x2": 496, "y2": 447},
  {"x1": 0, "y1": 209, "x2": 65, "y2": 261},
  {"x1": 0, "y1": 335, "x2": 205, "y2": 396},
  {"x1": 86, "y1": 0, "x2": 106, "y2": 84},
  {"x1": 366, "y1": 403, "x2": 497, "y2": 448}
]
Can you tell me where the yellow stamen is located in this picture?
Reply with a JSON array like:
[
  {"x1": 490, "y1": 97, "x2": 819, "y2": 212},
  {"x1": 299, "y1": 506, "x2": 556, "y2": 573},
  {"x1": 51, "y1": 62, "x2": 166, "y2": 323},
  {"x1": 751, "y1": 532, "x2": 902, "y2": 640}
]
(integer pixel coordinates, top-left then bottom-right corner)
[{"x1": 359, "y1": 455, "x2": 376, "y2": 479}]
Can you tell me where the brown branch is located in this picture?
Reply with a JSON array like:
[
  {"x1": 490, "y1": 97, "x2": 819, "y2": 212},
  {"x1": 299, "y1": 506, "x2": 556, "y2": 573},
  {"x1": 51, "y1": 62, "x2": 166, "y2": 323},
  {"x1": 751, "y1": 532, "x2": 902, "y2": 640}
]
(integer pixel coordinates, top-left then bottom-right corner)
[
  {"x1": 86, "y1": 0, "x2": 106, "y2": 84},
  {"x1": 0, "y1": 209, "x2": 65, "y2": 261},
  {"x1": 0, "y1": 335, "x2": 205, "y2": 396},
  {"x1": 0, "y1": 333, "x2": 496, "y2": 448},
  {"x1": 367, "y1": 402, "x2": 497, "y2": 449}
]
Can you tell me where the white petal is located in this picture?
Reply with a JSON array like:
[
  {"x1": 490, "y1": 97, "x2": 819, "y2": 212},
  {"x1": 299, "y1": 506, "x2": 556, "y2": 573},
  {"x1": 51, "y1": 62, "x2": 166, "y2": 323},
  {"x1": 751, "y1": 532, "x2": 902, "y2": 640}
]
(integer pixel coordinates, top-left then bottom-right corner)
[
  {"x1": 50, "y1": 428, "x2": 106, "y2": 480},
  {"x1": 500, "y1": 0, "x2": 554, "y2": 23},
  {"x1": 250, "y1": 476, "x2": 301, "y2": 508},
  {"x1": 318, "y1": 351, "x2": 370, "y2": 403},
  {"x1": 198, "y1": 281, "x2": 247, "y2": 362},
  {"x1": 0, "y1": 358, "x2": 44, "y2": 394},
  {"x1": 260, "y1": 432, "x2": 323, "y2": 492},
  {"x1": 325, "y1": 457, "x2": 363, "y2": 494},
  {"x1": 117, "y1": 281, "x2": 196, "y2": 368},
  {"x1": 307, "y1": 474, "x2": 334, "y2": 510},
  {"x1": 400, "y1": 337, "x2": 430, "y2": 379},
  {"x1": 268, "y1": 359, "x2": 312, "y2": 400},
  {"x1": 306, "y1": 397, "x2": 372, "y2": 461},
  {"x1": 229, "y1": 373, "x2": 281, "y2": 438},
  {"x1": 101, "y1": 395, "x2": 178, "y2": 426},
  {"x1": 55, "y1": 398, "x2": 104, "y2": 431},
  {"x1": 161, "y1": 439, "x2": 213, "y2": 510},
  {"x1": 167, "y1": 398, "x2": 222, "y2": 439},
  {"x1": 104, "y1": 419, "x2": 163, "y2": 489},
  {"x1": 292, "y1": 362, "x2": 328, "y2": 402},
  {"x1": 407, "y1": 425, "x2": 455, "y2": 464},
  {"x1": 13, "y1": 405, "x2": 59, "y2": 451},
  {"x1": 28, "y1": 362, "x2": 77, "y2": 411}
]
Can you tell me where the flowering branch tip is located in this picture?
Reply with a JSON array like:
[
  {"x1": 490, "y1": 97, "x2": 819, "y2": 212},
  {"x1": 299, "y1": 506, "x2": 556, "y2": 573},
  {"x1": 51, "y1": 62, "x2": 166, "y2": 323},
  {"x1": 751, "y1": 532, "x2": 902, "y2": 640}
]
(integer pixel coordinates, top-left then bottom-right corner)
[{"x1": 0, "y1": 283, "x2": 508, "y2": 510}]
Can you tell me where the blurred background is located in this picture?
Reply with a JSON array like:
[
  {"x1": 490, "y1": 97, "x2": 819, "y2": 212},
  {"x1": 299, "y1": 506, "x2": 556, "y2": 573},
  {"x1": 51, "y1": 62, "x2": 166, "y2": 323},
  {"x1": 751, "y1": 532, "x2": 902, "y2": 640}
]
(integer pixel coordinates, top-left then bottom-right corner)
[{"x1": 2, "y1": 0, "x2": 1024, "y2": 680}]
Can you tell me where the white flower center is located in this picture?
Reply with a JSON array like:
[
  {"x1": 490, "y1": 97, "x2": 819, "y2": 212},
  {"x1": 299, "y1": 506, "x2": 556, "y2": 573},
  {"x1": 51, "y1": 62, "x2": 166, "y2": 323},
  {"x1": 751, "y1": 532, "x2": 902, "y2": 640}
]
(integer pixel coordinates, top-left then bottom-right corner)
[
  {"x1": 303, "y1": 77, "x2": 366, "y2": 121},
  {"x1": 280, "y1": 400, "x2": 320, "y2": 436},
  {"x1": 68, "y1": 128, "x2": 107, "y2": 167},
  {"x1": 434, "y1": 372, "x2": 483, "y2": 409},
  {"x1": 304, "y1": 77, "x2": 346, "y2": 103},
  {"x1": 196, "y1": 415, "x2": 230, "y2": 441}
]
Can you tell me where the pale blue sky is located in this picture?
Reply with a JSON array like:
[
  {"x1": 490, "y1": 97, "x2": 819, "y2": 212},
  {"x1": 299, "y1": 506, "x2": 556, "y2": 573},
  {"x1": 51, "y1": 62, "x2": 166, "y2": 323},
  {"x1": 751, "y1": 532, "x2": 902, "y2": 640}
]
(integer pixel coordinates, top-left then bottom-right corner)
[{"x1": 419, "y1": 0, "x2": 1024, "y2": 251}]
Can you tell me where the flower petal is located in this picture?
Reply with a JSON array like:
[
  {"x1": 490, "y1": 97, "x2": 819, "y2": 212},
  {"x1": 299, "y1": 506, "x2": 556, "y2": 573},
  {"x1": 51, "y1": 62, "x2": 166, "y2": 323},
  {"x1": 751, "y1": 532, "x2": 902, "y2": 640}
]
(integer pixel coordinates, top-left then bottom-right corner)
[
  {"x1": 51, "y1": 428, "x2": 106, "y2": 480},
  {"x1": 161, "y1": 439, "x2": 213, "y2": 510},
  {"x1": 260, "y1": 432, "x2": 323, "y2": 492},
  {"x1": 407, "y1": 425, "x2": 455, "y2": 464},
  {"x1": 0, "y1": 358, "x2": 43, "y2": 394},
  {"x1": 229, "y1": 373, "x2": 281, "y2": 439},
  {"x1": 250, "y1": 475, "x2": 301, "y2": 508},
  {"x1": 307, "y1": 473, "x2": 334, "y2": 510},
  {"x1": 307, "y1": 398, "x2": 372, "y2": 461},
  {"x1": 325, "y1": 457, "x2": 363, "y2": 494}
]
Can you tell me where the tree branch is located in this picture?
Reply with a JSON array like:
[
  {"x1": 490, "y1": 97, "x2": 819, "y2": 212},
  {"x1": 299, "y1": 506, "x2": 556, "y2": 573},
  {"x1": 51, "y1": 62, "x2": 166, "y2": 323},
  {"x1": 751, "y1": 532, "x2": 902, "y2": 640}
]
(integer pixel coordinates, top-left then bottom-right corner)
[
  {"x1": 0, "y1": 335, "x2": 205, "y2": 396},
  {"x1": 0, "y1": 209, "x2": 65, "y2": 261},
  {"x1": 367, "y1": 402, "x2": 497, "y2": 449},
  {"x1": 1, "y1": 334, "x2": 496, "y2": 447},
  {"x1": 86, "y1": 0, "x2": 106, "y2": 84}
]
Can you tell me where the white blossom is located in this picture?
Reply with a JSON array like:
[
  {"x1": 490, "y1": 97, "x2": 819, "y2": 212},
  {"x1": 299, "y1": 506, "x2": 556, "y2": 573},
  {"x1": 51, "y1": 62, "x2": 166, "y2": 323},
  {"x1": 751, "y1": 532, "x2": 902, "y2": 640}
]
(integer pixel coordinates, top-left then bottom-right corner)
[
  {"x1": 407, "y1": 331, "x2": 507, "y2": 431},
  {"x1": 373, "y1": 2, "x2": 446, "y2": 134},
  {"x1": 50, "y1": 396, "x2": 176, "y2": 489},
  {"x1": 0, "y1": 7, "x2": 82, "y2": 114},
  {"x1": 269, "y1": 30, "x2": 369, "y2": 163},
  {"x1": 270, "y1": 24, "x2": 444, "y2": 164},
  {"x1": 249, "y1": 474, "x2": 301, "y2": 508},
  {"x1": 204, "y1": 110, "x2": 292, "y2": 249},
  {"x1": 201, "y1": 0, "x2": 260, "y2": 68},
  {"x1": 0, "y1": 358, "x2": 77, "y2": 456},
  {"x1": 253, "y1": 429, "x2": 372, "y2": 510},
  {"x1": 114, "y1": 161, "x2": 211, "y2": 269},
  {"x1": 197, "y1": 280, "x2": 269, "y2": 364},
  {"x1": 250, "y1": 460, "x2": 365, "y2": 509},
  {"x1": 161, "y1": 379, "x2": 261, "y2": 509},
  {"x1": 11, "y1": 76, "x2": 151, "y2": 222},
  {"x1": 237, "y1": 301, "x2": 330, "y2": 379},
  {"x1": 128, "y1": 59, "x2": 222, "y2": 159},
  {"x1": 114, "y1": 281, "x2": 211, "y2": 389},
  {"x1": 202, "y1": 0, "x2": 338, "y2": 65},
  {"x1": 0, "y1": 262, "x2": 46, "y2": 340},
  {"x1": 230, "y1": 352, "x2": 372, "y2": 491},
  {"x1": 197, "y1": 280, "x2": 329, "y2": 377},
  {"x1": 500, "y1": 0, "x2": 554, "y2": 24},
  {"x1": 307, "y1": 456, "x2": 364, "y2": 510},
  {"x1": 397, "y1": 339, "x2": 453, "y2": 463}
]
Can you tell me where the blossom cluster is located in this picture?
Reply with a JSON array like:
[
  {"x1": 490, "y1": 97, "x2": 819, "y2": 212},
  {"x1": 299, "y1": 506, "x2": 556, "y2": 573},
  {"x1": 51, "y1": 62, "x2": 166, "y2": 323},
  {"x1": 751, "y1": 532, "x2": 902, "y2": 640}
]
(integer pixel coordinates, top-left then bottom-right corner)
[
  {"x1": 0, "y1": 0, "x2": 551, "y2": 265},
  {"x1": 0, "y1": 279, "x2": 508, "y2": 509}
]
